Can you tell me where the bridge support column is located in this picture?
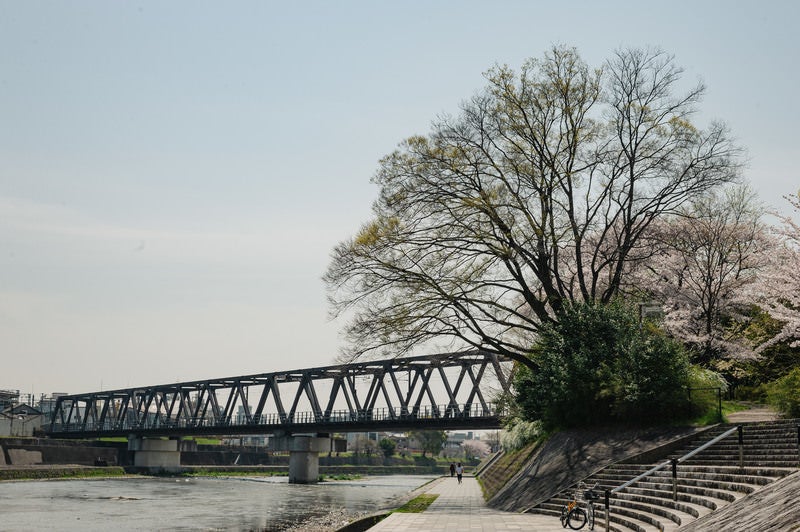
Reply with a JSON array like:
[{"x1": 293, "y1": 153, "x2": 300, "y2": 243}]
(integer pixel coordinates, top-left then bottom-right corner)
[
  {"x1": 271, "y1": 433, "x2": 330, "y2": 484},
  {"x1": 128, "y1": 436, "x2": 181, "y2": 472}
]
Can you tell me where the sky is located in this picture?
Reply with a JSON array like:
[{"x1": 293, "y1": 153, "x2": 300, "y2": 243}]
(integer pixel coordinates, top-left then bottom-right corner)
[{"x1": 1, "y1": 1, "x2": 798, "y2": 397}]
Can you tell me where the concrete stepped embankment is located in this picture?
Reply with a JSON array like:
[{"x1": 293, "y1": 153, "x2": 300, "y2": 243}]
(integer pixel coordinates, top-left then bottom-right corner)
[{"x1": 524, "y1": 418, "x2": 799, "y2": 531}]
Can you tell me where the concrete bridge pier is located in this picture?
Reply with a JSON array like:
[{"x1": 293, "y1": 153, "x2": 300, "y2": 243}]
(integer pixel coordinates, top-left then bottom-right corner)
[
  {"x1": 128, "y1": 435, "x2": 182, "y2": 472},
  {"x1": 271, "y1": 433, "x2": 331, "y2": 484}
]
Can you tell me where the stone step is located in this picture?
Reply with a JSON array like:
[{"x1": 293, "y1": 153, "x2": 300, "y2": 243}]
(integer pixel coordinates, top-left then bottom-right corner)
[
  {"x1": 592, "y1": 507, "x2": 657, "y2": 532},
  {"x1": 680, "y1": 438, "x2": 798, "y2": 446},
  {"x1": 593, "y1": 473, "x2": 763, "y2": 500},
  {"x1": 611, "y1": 496, "x2": 698, "y2": 525},
  {"x1": 684, "y1": 429, "x2": 797, "y2": 440},
  {"x1": 690, "y1": 430, "x2": 798, "y2": 440},
  {"x1": 604, "y1": 503, "x2": 671, "y2": 532},
  {"x1": 642, "y1": 476, "x2": 772, "y2": 494},
  {"x1": 720, "y1": 420, "x2": 799, "y2": 428},
  {"x1": 676, "y1": 447, "x2": 798, "y2": 455},
  {"x1": 604, "y1": 464, "x2": 792, "y2": 477},
  {"x1": 680, "y1": 459, "x2": 798, "y2": 468},
  {"x1": 610, "y1": 490, "x2": 710, "y2": 518},
  {"x1": 675, "y1": 439, "x2": 798, "y2": 450},
  {"x1": 596, "y1": 468, "x2": 777, "y2": 487},
  {"x1": 603, "y1": 511, "x2": 651, "y2": 532},
  {"x1": 615, "y1": 485, "x2": 720, "y2": 509}
]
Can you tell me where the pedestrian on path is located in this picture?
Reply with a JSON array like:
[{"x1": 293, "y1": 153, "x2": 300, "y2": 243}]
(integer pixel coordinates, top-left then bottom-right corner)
[
  {"x1": 449, "y1": 462, "x2": 455, "y2": 477},
  {"x1": 455, "y1": 462, "x2": 463, "y2": 484}
]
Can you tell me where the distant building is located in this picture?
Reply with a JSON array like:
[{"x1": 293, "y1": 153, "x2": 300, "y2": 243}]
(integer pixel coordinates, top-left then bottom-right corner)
[
  {"x1": 0, "y1": 404, "x2": 44, "y2": 437},
  {"x1": 445, "y1": 431, "x2": 474, "y2": 449},
  {"x1": 0, "y1": 392, "x2": 67, "y2": 437},
  {"x1": 0, "y1": 389, "x2": 19, "y2": 412}
]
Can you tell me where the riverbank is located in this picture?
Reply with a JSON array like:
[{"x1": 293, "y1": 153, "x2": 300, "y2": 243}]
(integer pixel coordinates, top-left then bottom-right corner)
[{"x1": 0, "y1": 464, "x2": 127, "y2": 481}]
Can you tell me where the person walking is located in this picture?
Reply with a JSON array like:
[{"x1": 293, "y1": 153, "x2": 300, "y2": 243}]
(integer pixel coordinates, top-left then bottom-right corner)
[
  {"x1": 449, "y1": 462, "x2": 455, "y2": 477},
  {"x1": 455, "y1": 462, "x2": 463, "y2": 484}
]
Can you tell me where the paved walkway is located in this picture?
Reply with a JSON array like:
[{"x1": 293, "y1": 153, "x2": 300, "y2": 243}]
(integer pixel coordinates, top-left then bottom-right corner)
[
  {"x1": 726, "y1": 403, "x2": 780, "y2": 423},
  {"x1": 368, "y1": 476, "x2": 570, "y2": 531}
]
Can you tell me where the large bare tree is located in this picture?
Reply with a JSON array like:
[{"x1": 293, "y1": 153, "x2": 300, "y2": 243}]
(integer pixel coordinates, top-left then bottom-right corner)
[{"x1": 325, "y1": 46, "x2": 742, "y2": 369}]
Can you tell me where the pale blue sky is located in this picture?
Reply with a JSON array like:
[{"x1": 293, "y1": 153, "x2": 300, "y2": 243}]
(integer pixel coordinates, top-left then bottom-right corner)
[{"x1": 1, "y1": 1, "x2": 797, "y2": 395}]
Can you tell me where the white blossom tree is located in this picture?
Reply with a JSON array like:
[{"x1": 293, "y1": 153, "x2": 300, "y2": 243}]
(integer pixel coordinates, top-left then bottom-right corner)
[
  {"x1": 462, "y1": 439, "x2": 491, "y2": 461},
  {"x1": 633, "y1": 186, "x2": 767, "y2": 364},
  {"x1": 755, "y1": 191, "x2": 800, "y2": 349}
]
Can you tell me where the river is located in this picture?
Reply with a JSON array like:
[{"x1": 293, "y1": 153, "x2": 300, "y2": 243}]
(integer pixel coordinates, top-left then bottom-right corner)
[{"x1": 0, "y1": 474, "x2": 436, "y2": 531}]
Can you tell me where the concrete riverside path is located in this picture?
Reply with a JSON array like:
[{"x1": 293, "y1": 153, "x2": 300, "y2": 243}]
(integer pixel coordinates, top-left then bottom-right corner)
[{"x1": 368, "y1": 475, "x2": 571, "y2": 531}]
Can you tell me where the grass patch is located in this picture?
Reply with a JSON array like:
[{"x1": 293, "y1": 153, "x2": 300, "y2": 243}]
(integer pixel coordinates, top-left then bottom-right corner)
[
  {"x1": 686, "y1": 399, "x2": 747, "y2": 426},
  {"x1": 723, "y1": 400, "x2": 750, "y2": 415},
  {"x1": 319, "y1": 473, "x2": 362, "y2": 481},
  {"x1": 182, "y1": 469, "x2": 288, "y2": 478},
  {"x1": 193, "y1": 438, "x2": 221, "y2": 445},
  {"x1": 0, "y1": 467, "x2": 127, "y2": 481},
  {"x1": 393, "y1": 493, "x2": 439, "y2": 513}
]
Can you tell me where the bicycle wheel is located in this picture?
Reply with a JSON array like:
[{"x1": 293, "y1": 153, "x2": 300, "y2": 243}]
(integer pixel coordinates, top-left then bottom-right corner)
[
  {"x1": 560, "y1": 506, "x2": 569, "y2": 528},
  {"x1": 567, "y1": 507, "x2": 588, "y2": 530}
]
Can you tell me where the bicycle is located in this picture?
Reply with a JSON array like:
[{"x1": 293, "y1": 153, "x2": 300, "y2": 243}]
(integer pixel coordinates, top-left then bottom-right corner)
[{"x1": 559, "y1": 481, "x2": 600, "y2": 530}]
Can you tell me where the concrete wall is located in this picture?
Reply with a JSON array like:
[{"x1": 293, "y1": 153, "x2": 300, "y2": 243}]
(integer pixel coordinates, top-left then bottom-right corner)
[
  {"x1": 129, "y1": 438, "x2": 181, "y2": 472},
  {"x1": 181, "y1": 450, "x2": 288, "y2": 466},
  {"x1": 0, "y1": 438, "x2": 123, "y2": 466},
  {"x1": 7, "y1": 448, "x2": 43, "y2": 465},
  {"x1": 0, "y1": 415, "x2": 44, "y2": 437}
]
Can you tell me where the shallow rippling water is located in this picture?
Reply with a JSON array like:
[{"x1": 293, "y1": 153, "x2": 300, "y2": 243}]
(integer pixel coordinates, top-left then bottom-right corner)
[{"x1": 0, "y1": 475, "x2": 435, "y2": 531}]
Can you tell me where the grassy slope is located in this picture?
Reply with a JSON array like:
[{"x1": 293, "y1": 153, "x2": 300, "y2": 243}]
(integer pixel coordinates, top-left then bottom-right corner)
[{"x1": 477, "y1": 440, "x2": 542, "y2": 501}]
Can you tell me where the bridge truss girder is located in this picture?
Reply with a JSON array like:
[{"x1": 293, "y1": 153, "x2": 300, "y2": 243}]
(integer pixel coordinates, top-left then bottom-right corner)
[{"x1": 47, "y1": 349, "x2": 513, "y2": 438}]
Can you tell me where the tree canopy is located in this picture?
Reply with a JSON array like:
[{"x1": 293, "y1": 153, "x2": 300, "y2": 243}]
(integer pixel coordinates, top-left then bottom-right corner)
[
  {"x1": 513, "y1": 301, "x2": 692, "y2": 428},
  {"x1": 755, "y1": 192, "x2": 800, "y2": 350},
  {"x1": 325, "y1": 45, "x2": 742, "y2": 368},
  {"x1": 408, "y1": 430, "x2": 447, "y2": 457},
  {"x1": 632, "y1": 186, "x2": 767, "y2": 364}
]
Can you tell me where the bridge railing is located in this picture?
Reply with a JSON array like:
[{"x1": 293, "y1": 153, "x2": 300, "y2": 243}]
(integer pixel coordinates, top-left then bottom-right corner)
[{"x1": 47, "y1": 402, "x2": 508, "y2": 435}]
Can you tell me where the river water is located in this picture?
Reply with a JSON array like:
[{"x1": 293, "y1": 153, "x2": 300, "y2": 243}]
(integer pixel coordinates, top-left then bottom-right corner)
[{"x1": 0, "y1": 475, "x2": 436, "y2": 531}]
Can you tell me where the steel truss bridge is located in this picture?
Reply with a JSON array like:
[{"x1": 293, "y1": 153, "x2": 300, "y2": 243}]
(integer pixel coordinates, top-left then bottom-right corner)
[{"x1": 46, "y1": 350, "x2": 513, "y2": 438}]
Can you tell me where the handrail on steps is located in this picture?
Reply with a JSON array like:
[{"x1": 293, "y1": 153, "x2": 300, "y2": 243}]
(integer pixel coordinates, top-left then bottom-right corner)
[
  {"x1": 602, "y1": 425, "x2": 743, "y2": 531},
  {"x1": 611, "y1": 425, "x2": 742, "y2": 495}
]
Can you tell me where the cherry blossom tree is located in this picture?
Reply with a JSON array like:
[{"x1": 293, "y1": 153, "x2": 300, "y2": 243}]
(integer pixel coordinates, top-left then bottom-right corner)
[
  {"x1": 634, "y1": 186, "x2": 767, "y2": 364},
  {"x1": 755, "y1": 191, "x2": 800, "y2": 349},
  {"x1": 462, "y1": 439, "x2": 491, "y2": 461}
]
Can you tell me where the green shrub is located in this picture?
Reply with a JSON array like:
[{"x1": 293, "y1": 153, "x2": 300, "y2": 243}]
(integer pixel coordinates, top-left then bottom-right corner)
[
  {"x1": 766, "y1": 367, "x2": 800, "y2": 417},
  {"x1": 378, "y1": 438, "x2": 396, "y2": 458},
  {"x1": 685, "y1": 366, "x2": 728, "y2": 421},
  {"x1": 514, "y1": 301, "x2": 692, "y2": 428},
  {"x1": 734, "y1": 384, "x2": 768, "y2": 402},
  {"x1": 412, "y1": 455, "x2": 437, "y2": 467}
]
